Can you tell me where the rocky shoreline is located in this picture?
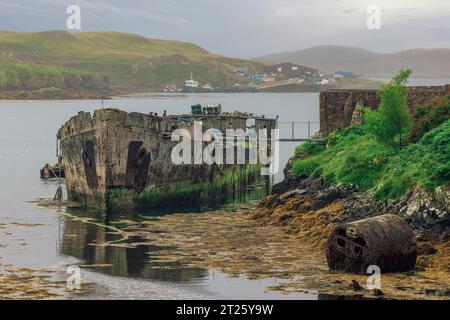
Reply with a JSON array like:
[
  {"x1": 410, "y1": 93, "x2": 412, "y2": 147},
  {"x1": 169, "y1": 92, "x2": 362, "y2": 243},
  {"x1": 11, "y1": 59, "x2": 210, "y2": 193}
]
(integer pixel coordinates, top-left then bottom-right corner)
[
  {"x1": 270, "y1": 153, "x2": 450, "y2": 237},
  {"x1": 239, "y1": 154, "x2": 450, "y2": 299},
  {"x1": 246, "y1": 155, "x2": 450, "y2": 295}
]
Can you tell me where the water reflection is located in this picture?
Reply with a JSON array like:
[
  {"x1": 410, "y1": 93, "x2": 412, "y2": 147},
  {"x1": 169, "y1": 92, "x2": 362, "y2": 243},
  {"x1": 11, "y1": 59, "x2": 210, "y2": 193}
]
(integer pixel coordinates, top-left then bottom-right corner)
[
  {"x1": 0, "y1": 93, "x2": 319, "y2": 299},
  {"x1": 60, "y1": 210, "x2": 208, "y2": 282},
  {"x1": 59, "y1": 181, "x2": 271, "y2": 284}
]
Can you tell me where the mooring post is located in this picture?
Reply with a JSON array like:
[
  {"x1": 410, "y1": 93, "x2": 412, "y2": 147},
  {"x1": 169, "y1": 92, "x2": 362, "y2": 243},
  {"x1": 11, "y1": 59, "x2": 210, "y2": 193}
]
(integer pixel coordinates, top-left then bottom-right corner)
[{"x1": 53, "y1": 186, "x2": 63, "y2": 201}]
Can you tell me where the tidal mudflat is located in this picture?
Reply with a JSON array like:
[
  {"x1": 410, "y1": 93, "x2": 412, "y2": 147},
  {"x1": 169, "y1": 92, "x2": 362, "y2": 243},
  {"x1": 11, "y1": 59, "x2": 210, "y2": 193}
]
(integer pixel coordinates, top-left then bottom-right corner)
[{"x1": 48, "y1": 200, "x2": 450, "y2": 300}]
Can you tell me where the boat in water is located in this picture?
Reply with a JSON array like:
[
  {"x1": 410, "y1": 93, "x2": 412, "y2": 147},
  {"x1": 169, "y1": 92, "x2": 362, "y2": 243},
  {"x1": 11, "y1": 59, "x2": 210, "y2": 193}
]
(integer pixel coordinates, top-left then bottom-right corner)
[{"x1": 182, "y1": 74, "x2": 214, "y2": 93}]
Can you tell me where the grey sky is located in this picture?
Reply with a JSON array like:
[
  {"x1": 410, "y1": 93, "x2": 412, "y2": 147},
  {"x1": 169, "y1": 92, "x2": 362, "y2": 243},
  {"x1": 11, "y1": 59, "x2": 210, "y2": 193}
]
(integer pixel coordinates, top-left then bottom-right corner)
[{"x1": 0, "y1": 0, "x2": 449, "y2": 57}]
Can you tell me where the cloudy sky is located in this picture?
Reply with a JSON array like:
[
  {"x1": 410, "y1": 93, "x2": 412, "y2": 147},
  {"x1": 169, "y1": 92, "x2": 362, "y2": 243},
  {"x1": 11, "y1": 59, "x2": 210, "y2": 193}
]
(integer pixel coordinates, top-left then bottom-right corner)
[{"x1": 0, "y1": 0, "x2": 449, "y2": 57}]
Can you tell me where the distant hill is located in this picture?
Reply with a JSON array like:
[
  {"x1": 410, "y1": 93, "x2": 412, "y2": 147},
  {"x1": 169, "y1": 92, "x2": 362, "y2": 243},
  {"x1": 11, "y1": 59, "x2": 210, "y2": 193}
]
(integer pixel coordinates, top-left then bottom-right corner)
[
  {"x1": 0, "y1": 30, "x2": 261, "y2": 92},
  {"x1": 258, "y1": 45, "x2": 450, "y2": 78}
]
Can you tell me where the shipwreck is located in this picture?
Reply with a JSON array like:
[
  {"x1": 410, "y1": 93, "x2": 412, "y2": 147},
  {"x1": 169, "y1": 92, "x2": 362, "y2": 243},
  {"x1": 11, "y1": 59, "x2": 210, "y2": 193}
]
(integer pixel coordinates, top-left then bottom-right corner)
[{"x1": 57, "y1": 107, "x2": 277, "y2": 212}]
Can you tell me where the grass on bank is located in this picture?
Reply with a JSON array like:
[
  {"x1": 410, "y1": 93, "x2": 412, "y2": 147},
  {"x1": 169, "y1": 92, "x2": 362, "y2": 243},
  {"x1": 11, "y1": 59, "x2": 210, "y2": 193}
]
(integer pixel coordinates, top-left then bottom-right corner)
[{"x1": 293, "y1": 120, "x2": 450, "y2": 201}]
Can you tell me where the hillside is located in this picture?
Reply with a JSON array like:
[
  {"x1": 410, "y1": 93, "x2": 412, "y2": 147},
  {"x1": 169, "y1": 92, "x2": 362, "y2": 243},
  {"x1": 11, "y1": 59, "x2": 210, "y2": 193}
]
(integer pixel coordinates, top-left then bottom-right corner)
[
  {"x1": 0, "y1": 30, "x2": 261, "y2": 93},
  {"x1": 259, "y1": 45, "x2": 450, "y2": 78}
]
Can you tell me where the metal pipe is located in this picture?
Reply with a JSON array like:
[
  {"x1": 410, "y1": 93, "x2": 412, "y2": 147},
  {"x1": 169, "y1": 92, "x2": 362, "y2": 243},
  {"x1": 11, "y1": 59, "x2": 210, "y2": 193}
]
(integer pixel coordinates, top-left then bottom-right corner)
[
  {"x1": 291, "y1": 122, "x2": 294, "y2": 139},
  {"x1": 308, "y1": 122, "x2": 311, "y2": 139}
]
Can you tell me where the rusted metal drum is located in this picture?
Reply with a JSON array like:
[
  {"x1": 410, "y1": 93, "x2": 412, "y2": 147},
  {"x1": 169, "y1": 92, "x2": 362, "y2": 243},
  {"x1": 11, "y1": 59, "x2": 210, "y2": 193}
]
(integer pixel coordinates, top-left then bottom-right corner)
[{"x1": 326, "y1": 214, "x2": 417, "y2": 273}]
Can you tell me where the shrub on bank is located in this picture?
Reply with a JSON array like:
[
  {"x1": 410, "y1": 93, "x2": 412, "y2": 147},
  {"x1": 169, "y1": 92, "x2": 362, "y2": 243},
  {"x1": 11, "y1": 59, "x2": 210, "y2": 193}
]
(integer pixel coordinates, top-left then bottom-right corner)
[
  {"x1": 364, "y1": 69, "x2": 412, "y2": 151},
  {"x1": 293, "y1": 126, "x2": 393, "y2": 191},
  {"x1": 295, "y1": 140, "x2": 326, "y2": 156},
  {"x1": 374, "y1": 119, "x2": 450, "y2": 200}
]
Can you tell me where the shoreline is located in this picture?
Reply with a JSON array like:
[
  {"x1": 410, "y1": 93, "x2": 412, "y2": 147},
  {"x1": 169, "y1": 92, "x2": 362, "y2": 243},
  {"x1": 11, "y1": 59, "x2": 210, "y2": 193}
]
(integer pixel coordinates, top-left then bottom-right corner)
[
  {"x1": 245, "y1": 173, "x2": 450, "y2": 299},
  {"x1": 0, "y1": 90, "x2": 115, "y2": 100},
  {"x1": 0, "y1": 84, "x2": 382, "y2": 100},
  {"x1": 2, "y1": 78, "x2": 448, "y2": 101}
]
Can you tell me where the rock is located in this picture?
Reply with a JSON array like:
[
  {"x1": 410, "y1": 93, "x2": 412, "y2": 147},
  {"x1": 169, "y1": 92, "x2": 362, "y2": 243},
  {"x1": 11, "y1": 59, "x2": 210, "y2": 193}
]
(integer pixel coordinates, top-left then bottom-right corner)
[
  {"x1": 399, "y1": 187, "x2": 450, "y2": 231},
  {"x1": 440, "y1": 231, "x2": 450, "y2": 242},
  {"x1": 373, "y1": 289, "x2": 384, "y2": 297},
  {"x1": 350, "y1": 280, "x2": 363, "y2": 291},
  {"x1": 271, "y1": 175, "x2": 305, "y2": 195},
  {"x1": 416, "y1": 231, "x2": 432, "y2": 242},
  {"x1": 431, "y1": 224, "x2": 444, "y2": 234},
  {"x1": 417, "y1": 243, "x2": 438, "y2": 256},
  {"x1": 282, "y1": 189, "x2": 307, "y2": 198},
  {"x1": 316, "y1": 187, "x2": 339, "y2": 202},
  {"x1": 309, "y1": 178, "x2": 325, "y2": 192},
  {"x1": 265, "y1": 166, "x2": 448, "y2": 238},
  {"x1": 283, "y1": 153, "x2": 302, "y2": 178}
]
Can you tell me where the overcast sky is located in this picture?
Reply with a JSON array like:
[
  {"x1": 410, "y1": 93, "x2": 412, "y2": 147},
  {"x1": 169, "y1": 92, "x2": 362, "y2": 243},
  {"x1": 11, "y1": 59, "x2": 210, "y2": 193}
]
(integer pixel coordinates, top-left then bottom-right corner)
[{"x1": 0, "y1": 0, "x2": 449, "y2": 57}]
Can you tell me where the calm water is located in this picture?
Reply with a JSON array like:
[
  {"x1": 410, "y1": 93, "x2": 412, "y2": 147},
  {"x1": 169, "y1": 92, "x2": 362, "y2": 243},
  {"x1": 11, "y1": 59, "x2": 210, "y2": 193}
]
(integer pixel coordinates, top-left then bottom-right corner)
[
  {"x1": 370, "y1": 77, "x2": 450, "y2": 86},
  {"x1": 0, "y1": 93, "x2": 319, "y2": 299}
]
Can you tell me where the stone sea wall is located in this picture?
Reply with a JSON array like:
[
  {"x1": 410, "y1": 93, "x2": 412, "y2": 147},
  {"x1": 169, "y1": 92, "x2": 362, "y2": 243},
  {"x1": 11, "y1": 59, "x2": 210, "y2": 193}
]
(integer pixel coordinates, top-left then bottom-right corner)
[{"x1": 319, "y1": 85, "x2": 450, "y2": 136}]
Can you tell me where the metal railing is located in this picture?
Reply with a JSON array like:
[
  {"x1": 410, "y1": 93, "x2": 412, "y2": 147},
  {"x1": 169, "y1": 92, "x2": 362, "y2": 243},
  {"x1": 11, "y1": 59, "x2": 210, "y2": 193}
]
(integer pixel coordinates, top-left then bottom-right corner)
[{"x1": 277, "y1": 121, "x2": 320, "y2": 142}]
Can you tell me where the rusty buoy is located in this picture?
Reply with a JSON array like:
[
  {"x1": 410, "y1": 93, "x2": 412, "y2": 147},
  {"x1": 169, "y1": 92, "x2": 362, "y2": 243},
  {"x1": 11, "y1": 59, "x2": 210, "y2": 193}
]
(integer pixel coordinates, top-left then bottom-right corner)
[{"x1": 326, "y1": 214, "x2": 417, "y2": 274}]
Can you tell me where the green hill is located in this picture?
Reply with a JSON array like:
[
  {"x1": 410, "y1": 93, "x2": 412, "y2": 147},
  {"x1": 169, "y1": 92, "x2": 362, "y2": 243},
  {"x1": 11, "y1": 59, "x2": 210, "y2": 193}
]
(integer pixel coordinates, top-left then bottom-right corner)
[{"x1": 0, "y1": 30, "x2": 261, "y2": 92}]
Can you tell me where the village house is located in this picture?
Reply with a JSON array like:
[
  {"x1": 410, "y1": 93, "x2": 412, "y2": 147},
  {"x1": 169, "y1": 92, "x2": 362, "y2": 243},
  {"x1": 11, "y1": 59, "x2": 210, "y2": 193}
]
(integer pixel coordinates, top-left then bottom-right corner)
[{"x1": 262, "y1": 62, "x2": 319, "y2": 78}]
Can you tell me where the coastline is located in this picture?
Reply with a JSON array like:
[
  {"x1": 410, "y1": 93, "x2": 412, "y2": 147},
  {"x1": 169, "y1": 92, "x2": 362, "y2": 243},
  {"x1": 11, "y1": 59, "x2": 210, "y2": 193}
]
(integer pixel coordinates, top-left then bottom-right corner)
[
  {"x1": 0, "y1": 83, "x2": 382, "y2": 100},
  {"x1": 244, "y1": 171, "x2": 450, "y2": 299},
  {"x1": 0, "y1": 89, "x2": 115, "y2": 100}
]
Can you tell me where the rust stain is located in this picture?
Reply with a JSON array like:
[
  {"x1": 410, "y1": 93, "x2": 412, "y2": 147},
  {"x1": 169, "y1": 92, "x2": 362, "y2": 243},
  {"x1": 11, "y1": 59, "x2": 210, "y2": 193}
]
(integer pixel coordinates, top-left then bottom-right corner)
[
  {"x1": 82, "y1": 140, "x2": 98, "y2": 189},
  {"x1": 125, "y1": 141, "x2": 151, "y2": 190}
]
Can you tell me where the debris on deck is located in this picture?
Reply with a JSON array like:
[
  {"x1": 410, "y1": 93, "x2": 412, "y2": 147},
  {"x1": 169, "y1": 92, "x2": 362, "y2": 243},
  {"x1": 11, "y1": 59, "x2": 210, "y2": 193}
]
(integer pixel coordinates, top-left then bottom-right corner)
[
  {"x1": 326, "y1": 214, "x2": 418, "y2": 273},
  {"x1": 40, "y1": 160, "x2": 65, "y2": 179}
]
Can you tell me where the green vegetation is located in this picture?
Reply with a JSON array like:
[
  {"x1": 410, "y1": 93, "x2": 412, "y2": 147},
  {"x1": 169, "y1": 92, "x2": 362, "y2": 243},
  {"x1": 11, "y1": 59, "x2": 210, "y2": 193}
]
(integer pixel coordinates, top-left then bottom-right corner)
[
  {"x1": 293, "y1": 127, "x2": 394, "y2": 191},
  {"x1": 0, "y1": 30, "x2": 261, "y2": 91},
  {"x1": 410, "y1": 94, "x2": 450, "y2": 142},
  {"x1": 364, "y1": 69, "x2": 412, "y2": 150},
  {"x1": 294, "y1": 120, "x2": 450, "y2": 201},
  {"x1": 109, "y1": 165, "x2": 263, "y2": 211},
  {"x1": 0, "y1": 61, "x2": 109, "y2": 91},
  {"x1": 293, "y1": 70, "x2": 450, "y2": 201},
  {"x1": 375, "y1": 120, "x2": 450, "y2": 199}
]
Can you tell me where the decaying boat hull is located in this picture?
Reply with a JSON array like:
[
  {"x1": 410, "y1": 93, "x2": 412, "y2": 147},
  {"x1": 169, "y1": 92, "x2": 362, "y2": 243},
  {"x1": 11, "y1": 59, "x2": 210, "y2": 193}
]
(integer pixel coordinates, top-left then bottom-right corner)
[
  {"x1": 57, "y1": 108, "x2": 276, "y2": 211},
  {"x1": 326, "y1": 214, "x2": 417, "y2": 273}
]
